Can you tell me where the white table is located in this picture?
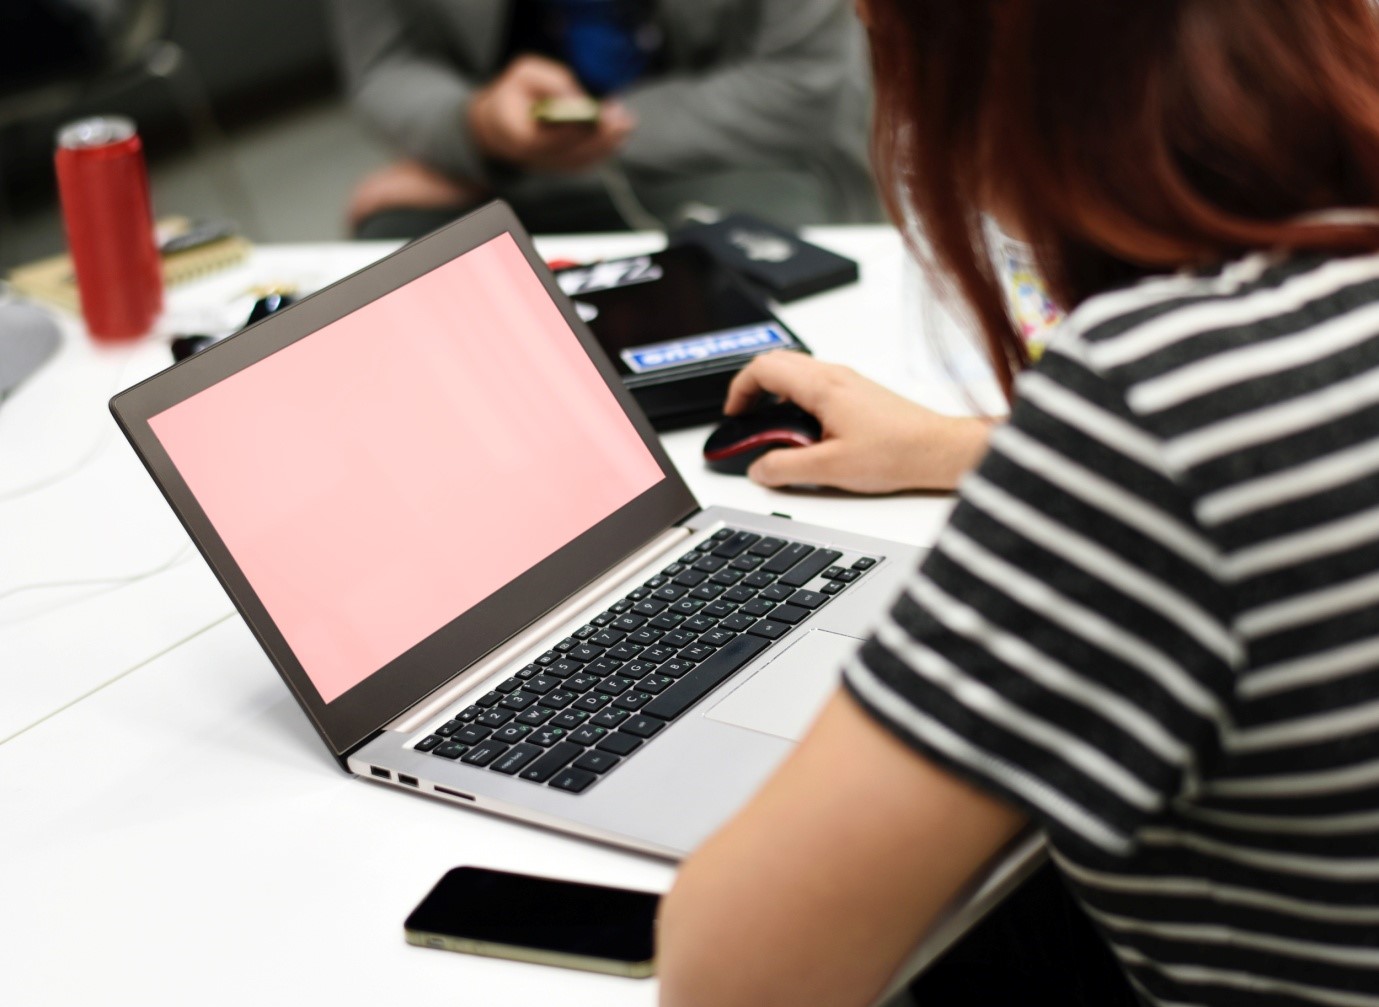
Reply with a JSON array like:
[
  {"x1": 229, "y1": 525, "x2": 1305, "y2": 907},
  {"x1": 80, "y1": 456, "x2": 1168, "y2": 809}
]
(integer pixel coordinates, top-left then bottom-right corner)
[{"x1": 0, "y1": 226, "x2": 1035, "y2": 1006}]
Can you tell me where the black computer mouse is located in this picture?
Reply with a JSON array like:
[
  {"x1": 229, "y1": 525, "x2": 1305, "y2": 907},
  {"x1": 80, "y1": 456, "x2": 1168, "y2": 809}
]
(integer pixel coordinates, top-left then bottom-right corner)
[{"x1": 703, "y1": 401, "x2": 823, "y2": 476}]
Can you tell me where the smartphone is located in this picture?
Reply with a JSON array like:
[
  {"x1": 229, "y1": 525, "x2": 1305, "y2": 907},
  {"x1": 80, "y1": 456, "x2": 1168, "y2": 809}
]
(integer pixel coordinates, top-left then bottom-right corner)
[
  {"x1": 404, "y1": 866, "x2": 660, "y2": 977},
  {"x1": 531, "y1": 95, "x2": 602, "y2": 125}
]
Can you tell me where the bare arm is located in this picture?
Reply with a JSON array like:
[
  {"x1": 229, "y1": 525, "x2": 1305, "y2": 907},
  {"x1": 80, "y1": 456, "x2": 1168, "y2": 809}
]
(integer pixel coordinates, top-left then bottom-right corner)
[{"x1": 657, "y1": 690, "x2": 1027, "y2": 1007}]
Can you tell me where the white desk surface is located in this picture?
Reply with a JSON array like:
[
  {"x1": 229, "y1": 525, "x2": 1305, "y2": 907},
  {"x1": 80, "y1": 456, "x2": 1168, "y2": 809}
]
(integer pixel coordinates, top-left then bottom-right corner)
[{"x1": 1, "y1": 225, "x2": 1028, "y2": 1006}]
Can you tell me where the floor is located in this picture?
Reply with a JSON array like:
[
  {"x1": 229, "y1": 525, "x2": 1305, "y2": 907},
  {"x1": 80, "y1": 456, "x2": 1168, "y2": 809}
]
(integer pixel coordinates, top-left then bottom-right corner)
[{"x1": 2, "y1": 96, "x2": 393, "y2": 270}]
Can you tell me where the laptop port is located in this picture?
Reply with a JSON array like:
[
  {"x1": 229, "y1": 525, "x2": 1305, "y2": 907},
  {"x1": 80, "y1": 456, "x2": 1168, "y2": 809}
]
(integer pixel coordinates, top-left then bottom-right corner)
[
  {"x1": 398, "y1": 774, "x2": 419, "y2": 788},
  {"x1": 369, "y1": 766, "x2": 391, "y2": 780},
  {"x1": 435, "y1": 785, "x2": 476, "y2": 802}
]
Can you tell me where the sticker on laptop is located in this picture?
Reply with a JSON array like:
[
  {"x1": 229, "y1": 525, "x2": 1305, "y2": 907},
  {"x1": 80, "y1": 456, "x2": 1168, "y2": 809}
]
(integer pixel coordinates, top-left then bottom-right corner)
[
  {"x1": 556, "y1": 256, "x2": 663, "y2": 296},
  {"x1": 621, "y1": 324, "x2": 791, "y2": 374}
]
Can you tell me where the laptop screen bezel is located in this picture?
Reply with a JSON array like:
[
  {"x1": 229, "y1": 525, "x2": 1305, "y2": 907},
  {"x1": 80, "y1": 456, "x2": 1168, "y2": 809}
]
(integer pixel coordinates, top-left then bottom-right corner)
[{"x1": 110, "y1": 201, "x2": 700, "y2": 761}]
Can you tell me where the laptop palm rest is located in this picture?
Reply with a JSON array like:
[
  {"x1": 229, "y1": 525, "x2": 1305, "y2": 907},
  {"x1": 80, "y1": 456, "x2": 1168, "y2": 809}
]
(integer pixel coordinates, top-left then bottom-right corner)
[{"x1": 704, "y1": 629, "x2": 863, "y2": 742}]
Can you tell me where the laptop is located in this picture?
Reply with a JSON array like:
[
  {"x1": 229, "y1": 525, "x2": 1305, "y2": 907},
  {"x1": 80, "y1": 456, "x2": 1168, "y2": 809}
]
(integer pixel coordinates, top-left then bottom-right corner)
[{"x1": 110, "y1": 201, "x2": 924, "y2": 858}]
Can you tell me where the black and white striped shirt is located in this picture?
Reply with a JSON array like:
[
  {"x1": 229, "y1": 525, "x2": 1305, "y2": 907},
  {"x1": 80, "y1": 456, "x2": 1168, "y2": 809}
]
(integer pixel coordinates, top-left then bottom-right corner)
[{"x1": 846, "y1": 250, "x2": 1379, "y2": 1006}]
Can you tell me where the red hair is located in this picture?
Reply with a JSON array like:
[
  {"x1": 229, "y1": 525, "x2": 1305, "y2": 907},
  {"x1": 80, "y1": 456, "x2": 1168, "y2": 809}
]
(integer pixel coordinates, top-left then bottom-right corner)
[{"x1": 866, "y1": 0, "x2": 1379, "y2": 399}]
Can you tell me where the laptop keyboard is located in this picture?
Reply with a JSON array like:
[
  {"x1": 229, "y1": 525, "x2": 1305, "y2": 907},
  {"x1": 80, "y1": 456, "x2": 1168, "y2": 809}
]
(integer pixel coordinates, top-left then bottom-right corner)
[{"x1": 412, "y1": 528, "x2": 879, "y2": 794}]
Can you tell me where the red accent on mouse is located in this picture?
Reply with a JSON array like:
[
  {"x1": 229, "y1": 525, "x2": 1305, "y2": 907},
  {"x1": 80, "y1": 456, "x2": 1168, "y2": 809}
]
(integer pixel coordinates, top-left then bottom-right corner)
[{"x1": 703, "y1": 401, "x2": 823, "y2": 476}]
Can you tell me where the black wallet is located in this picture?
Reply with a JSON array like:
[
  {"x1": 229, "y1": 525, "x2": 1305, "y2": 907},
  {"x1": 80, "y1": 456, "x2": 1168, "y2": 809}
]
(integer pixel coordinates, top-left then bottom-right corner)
[
  {"x1": 555, "y1": 244, "x2": 810, "y2": 431},
  {"x1": 667, "y1": 213, "x2": 860, "y2": 302}
]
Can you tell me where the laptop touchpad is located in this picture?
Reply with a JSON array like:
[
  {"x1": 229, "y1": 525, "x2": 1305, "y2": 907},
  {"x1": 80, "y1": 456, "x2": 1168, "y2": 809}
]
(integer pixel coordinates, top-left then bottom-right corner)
[{"x1": 705, "y1": 630, "x2": 864, "y2": 742}]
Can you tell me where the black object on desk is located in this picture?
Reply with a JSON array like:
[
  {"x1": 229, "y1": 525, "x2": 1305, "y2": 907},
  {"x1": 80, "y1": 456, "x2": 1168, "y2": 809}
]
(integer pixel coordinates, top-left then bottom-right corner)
[
  {"x1": 555, "y1": 244, "x2": 810, "y2": 431},
  {"x1": 668, "y1": 213, "x2": 860, "y2": 303},
  {"x1": 703, "y1": 401, "x2": 822, "y2": 476}
]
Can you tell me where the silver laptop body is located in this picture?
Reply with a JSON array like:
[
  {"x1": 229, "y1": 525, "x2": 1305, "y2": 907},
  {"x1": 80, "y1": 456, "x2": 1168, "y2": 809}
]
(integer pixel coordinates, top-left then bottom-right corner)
[{"x1": 111, "y1": 202, "x2": 923, "y2": 860}]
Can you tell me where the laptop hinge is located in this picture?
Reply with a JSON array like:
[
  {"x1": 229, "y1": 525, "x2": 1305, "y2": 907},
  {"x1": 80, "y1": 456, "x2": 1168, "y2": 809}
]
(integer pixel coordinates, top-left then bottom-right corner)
[{"x1": 386, "y1": 524, "x2": 701, "y2": 734}]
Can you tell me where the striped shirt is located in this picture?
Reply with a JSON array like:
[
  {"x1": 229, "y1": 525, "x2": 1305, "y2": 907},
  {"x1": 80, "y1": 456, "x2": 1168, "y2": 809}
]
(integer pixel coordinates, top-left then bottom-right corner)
[{"x1": 846, "y1": 249, "x2": 1379, "y2": 1006}]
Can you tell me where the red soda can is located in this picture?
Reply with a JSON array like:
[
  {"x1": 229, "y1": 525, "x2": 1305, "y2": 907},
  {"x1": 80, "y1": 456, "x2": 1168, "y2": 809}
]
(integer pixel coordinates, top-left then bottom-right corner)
[{"x1": 54, "y1": 116, "x2": 163, "y2": 341}]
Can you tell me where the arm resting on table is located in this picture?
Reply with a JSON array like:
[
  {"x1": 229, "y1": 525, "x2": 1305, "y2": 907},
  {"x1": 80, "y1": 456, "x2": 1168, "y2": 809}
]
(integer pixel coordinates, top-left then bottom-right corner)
[{"x1": 657, "y1": 689, "x2": 1027, "y2": 1007}]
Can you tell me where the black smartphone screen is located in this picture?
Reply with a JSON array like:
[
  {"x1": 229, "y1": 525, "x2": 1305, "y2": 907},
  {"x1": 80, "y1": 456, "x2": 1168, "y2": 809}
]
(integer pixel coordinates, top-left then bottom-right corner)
[{"x1": 405, "y1": 867, "x2": 660, "y2": 964}]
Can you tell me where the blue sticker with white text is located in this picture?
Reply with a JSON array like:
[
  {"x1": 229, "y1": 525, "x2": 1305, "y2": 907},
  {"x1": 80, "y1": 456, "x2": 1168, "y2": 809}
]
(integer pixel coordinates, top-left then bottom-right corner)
[{"x1": 622, "y1": 325, "x2": 790, "y2": 374}]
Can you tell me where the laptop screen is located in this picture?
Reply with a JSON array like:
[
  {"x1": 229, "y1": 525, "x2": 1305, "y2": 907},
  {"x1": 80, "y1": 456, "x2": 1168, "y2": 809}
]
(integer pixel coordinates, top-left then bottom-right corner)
[{"x1": 148, "y1": 232, "x2": 664, "y2": 704}]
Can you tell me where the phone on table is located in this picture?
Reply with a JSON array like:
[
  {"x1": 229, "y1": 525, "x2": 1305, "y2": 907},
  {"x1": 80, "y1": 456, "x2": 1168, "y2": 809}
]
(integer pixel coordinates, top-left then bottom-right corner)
[
  {"x1": 531, "y1": 95, "x2": 602, "y2": 125},
  {"x1": 404, "y1": 866, "x2": 660, "y2": 978}
]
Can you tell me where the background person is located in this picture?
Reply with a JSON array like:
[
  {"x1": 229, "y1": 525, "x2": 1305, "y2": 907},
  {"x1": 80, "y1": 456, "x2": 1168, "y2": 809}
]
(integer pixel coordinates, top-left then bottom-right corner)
[
  {"x1": 657, "y1": 1, "x2": 1379, "y2": 1005},
  {"x1": 327, "y1": 0, "x2": 878, "y2": 237}
]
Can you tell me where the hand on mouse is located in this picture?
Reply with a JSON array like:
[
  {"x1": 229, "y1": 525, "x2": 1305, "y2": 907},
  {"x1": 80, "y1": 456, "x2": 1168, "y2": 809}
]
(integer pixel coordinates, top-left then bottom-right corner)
[{"x1": 724, "y1": 351, "x2": 997, "y2": 493}]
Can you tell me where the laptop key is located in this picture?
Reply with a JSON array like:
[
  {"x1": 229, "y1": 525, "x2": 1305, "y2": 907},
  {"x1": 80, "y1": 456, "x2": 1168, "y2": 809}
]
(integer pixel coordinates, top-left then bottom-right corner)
[
  {"x1": 573, "y1": 692, "x2": 613, "y2": 712},
  {"x1": 477, "y1": 709, "x2": 515, "y2": 727},
  {"x1": 721, "y1": 612, "x2": 756, "y2": 632},
  {"x1": 516, "y1": 707, "x2": 555, "y2": 725},
  {"x1": 476, "y1": 691, "x2": 503, "y2": 708},
  {"x1": 779, "y1": 549, "x2": 843, "y2": 587},
  {"x1": 747, "y1": 620, "x2": 790, "y2": 641},
  {"x1": 729, "y1": 554, "x2": 764, "y2": 571},
  {"x1": 608, "y1": 643, "x2": 643, "y2": 661},
  {"x1": 549, "y1": 768, "x2": 599, "y2": 793},
  {"x1": 461, "y1": 741, "x2": 509, "y2": 767},
  {"x1": 633, "y1": 599, "x2": 667, "y2": 616},
  {"x1": 679, "y1": 643, "x2": 716, "y2": 663},
  {"x1": 565, "y1": 673, "x2": 601, "y2": 692},
  {"x1": 573, "y1": 750, "x2": 620, "y2": 774},
  {"x1": 710, "y1": 569, "x2": 744, "y2": 586},
  {"x1": 723, "y1": 585, "x2": 756, "y2": 604},
  {"x1": 699, "y1": 628, "x2": 736, "y2": 647},
  {"x1": 529, "y1": 727, "x2": 568, "y2": 747},
  {"x1": 629, "y1": 629, "x2": 661, "y2": 646},
  {"x1": 852, "y1": 557, "x2": 878, "y2": 571},
  {"x1": 768, "y1": 604, "x2": 810, "y2": 626},
  {"x1": 822, "y1": 581, "x2": 847, "y2": 595},
  {"x1": 493, "y1": 724, "x2": 534, "y2": 743},
  {"x1": 823, "y1": 566, "x2": 847, "y2": 580},
  {"x1": 595, "y1": 674, "x2": 635, "y2": 693},
  {"x1": 499, "y1": 691, "x2": 538, "y2": 711},
  {"x1": 788, "y1": 589, "x2": 828, "y2": 609},
  {"x1": 622, "y1": 715, "x2": 667, "y2": 739},
  {"x1": 596, "y1": 732, "x2": 643, "y2": 756},
  {"x1": 588, "y1": 657, "x2": 623, "y2": 675},
  {"x1": 549, "y1": 710, "x2": 589, "y2": 730},
  {"x1": 520, "y1": 741, "x2": 583, "y2": 782},
  {"x1": 749, "y1": 537, "x2": 787, "y2": 557},
  {"x1": 491, "y1": 743, "x2": 543, "y2": 775},
  {"x1": 435, "y1": 719, "x2": 465, "y2": 737},
  {"x1": 659, "y1": 659, "x2": 695, "y2": 678},
  {"x1": 712, "y1": 531, "x2": 760, "y2": 558},
  {"x1": 454, "y1": 725, "x2": 491, "y2": 745},
  {"x1": 636, "y1": 674, "x2": 674, "y2": 694},
  {"x1": 763, "y1": 542, "x2": 813, "y2": 575},
  {"x1": 548, "y1": 659, "x2": 582, "y2": 678},
  {"x1": 643, "y1": 635, "x2": 770, "y2": 720},
  {"x1": 683, "y1": 613, "x2": 716, "y2": 632},
  {"x1": 743, "y1": 571, "x2": 776, "y2": 588},
  {"x1": 740, "y1": 599, "x2": 776, "y2": 617},
  {"x1": 591, "y1": 708, "x2": 630, "y2": 728},
  {"x1": 674, "y1": 569, "x2": 708, "y2": 587},
  {"x1": 661, "y1": 629, "x2": 697, "y2": 649},
  {"x1": 760, "y1": 584, "x2": 795, "y2": 602},
  {"x1": 612, "y1": 691, "x2": 653, "y2": 711},
  {"x1": 456, "y1": 706, "x2": 481, "y2": 722},
  {"x1": 569, "y1": 725, "x2": 608, "y2": 746},
  {"x1": 496, "y1": 677, "x2": 524, "y2": 694},
  {"x1": 833, "y1": 569, "x2": 861, "y2": 582},
  {"x1": 690, "y1": 584, "x2": 725, "y2": 601},
  {"x1": 433, "y1": 741, "x2": 469, "y2": 760},
  {"x1": 414, "y1": 734, "x2": 444, "y2": 752},
  {"x1": 567, "y1": 643, "x2": 603, "y2": 662},
  {"x1": 692, "y1": 554, "x2": 728, "y2": 573},
  {"x1": 538, "y1": 690, "x2": 577, "y2": 709},
  {"x1": 649, "y1": 613, "x2": 685, "y2": 631}
]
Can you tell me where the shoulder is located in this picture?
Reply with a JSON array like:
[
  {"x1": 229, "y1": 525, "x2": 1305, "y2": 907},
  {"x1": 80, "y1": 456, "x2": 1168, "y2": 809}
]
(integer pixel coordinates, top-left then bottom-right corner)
[{"x1": 1040, "y1": 250, "x2": 1379, "y2": 436}]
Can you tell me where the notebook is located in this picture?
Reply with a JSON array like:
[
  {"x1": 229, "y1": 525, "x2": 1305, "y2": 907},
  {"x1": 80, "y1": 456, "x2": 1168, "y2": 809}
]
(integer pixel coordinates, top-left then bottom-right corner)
[{"x1": 110, "y1": 201, "x2": 924, "y2": 858}]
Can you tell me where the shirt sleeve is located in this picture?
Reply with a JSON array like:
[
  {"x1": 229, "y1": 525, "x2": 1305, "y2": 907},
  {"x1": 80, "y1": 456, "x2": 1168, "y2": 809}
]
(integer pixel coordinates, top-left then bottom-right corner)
[
  {"x1": 617, "y1": 0, "x2": 868, "y2": 176},
  {"x1": 327, "y1": 0, "x2": 491, "y2": 183},
  {"x1": 844, "y1": 335, "x2": 1242, "y2": 858}
]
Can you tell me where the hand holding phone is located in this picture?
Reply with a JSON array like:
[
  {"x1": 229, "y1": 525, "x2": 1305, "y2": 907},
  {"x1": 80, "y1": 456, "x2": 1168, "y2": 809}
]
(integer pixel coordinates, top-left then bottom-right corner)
[{"x1": 404, "y1": 866, "x2": 660, "y2": 977}]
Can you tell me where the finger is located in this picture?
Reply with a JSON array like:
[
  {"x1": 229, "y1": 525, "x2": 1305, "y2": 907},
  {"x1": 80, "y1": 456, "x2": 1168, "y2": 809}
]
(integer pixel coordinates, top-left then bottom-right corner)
[
  {"x1": 724, "y1": 351, "x2": 827, "y2": 416},
  {"x1": 508, "y1": 55, "x2": 587, "y2": 97},
  {"x1": 748, "y1": 440, "x2": 849, "y2": 489}
]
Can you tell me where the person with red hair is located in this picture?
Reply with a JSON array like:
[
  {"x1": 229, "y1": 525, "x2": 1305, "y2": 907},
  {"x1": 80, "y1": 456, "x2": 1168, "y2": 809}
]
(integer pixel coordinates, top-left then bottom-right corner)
[{"x1": 657, "y1": 2, "x2": 1379, "y2": 1005}]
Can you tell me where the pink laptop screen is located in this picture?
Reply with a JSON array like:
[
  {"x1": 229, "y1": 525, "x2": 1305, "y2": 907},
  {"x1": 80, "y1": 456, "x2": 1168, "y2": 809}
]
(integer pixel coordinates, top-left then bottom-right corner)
[{"x1": 149, "y1": 233, "x2": 665, "y2": 704}]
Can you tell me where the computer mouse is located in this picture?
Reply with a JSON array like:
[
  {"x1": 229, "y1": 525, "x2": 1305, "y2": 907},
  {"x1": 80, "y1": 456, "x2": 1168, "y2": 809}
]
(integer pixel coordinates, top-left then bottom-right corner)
[{"x1": 703, "y1": 401, "x2": 823, "y2": 476}]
